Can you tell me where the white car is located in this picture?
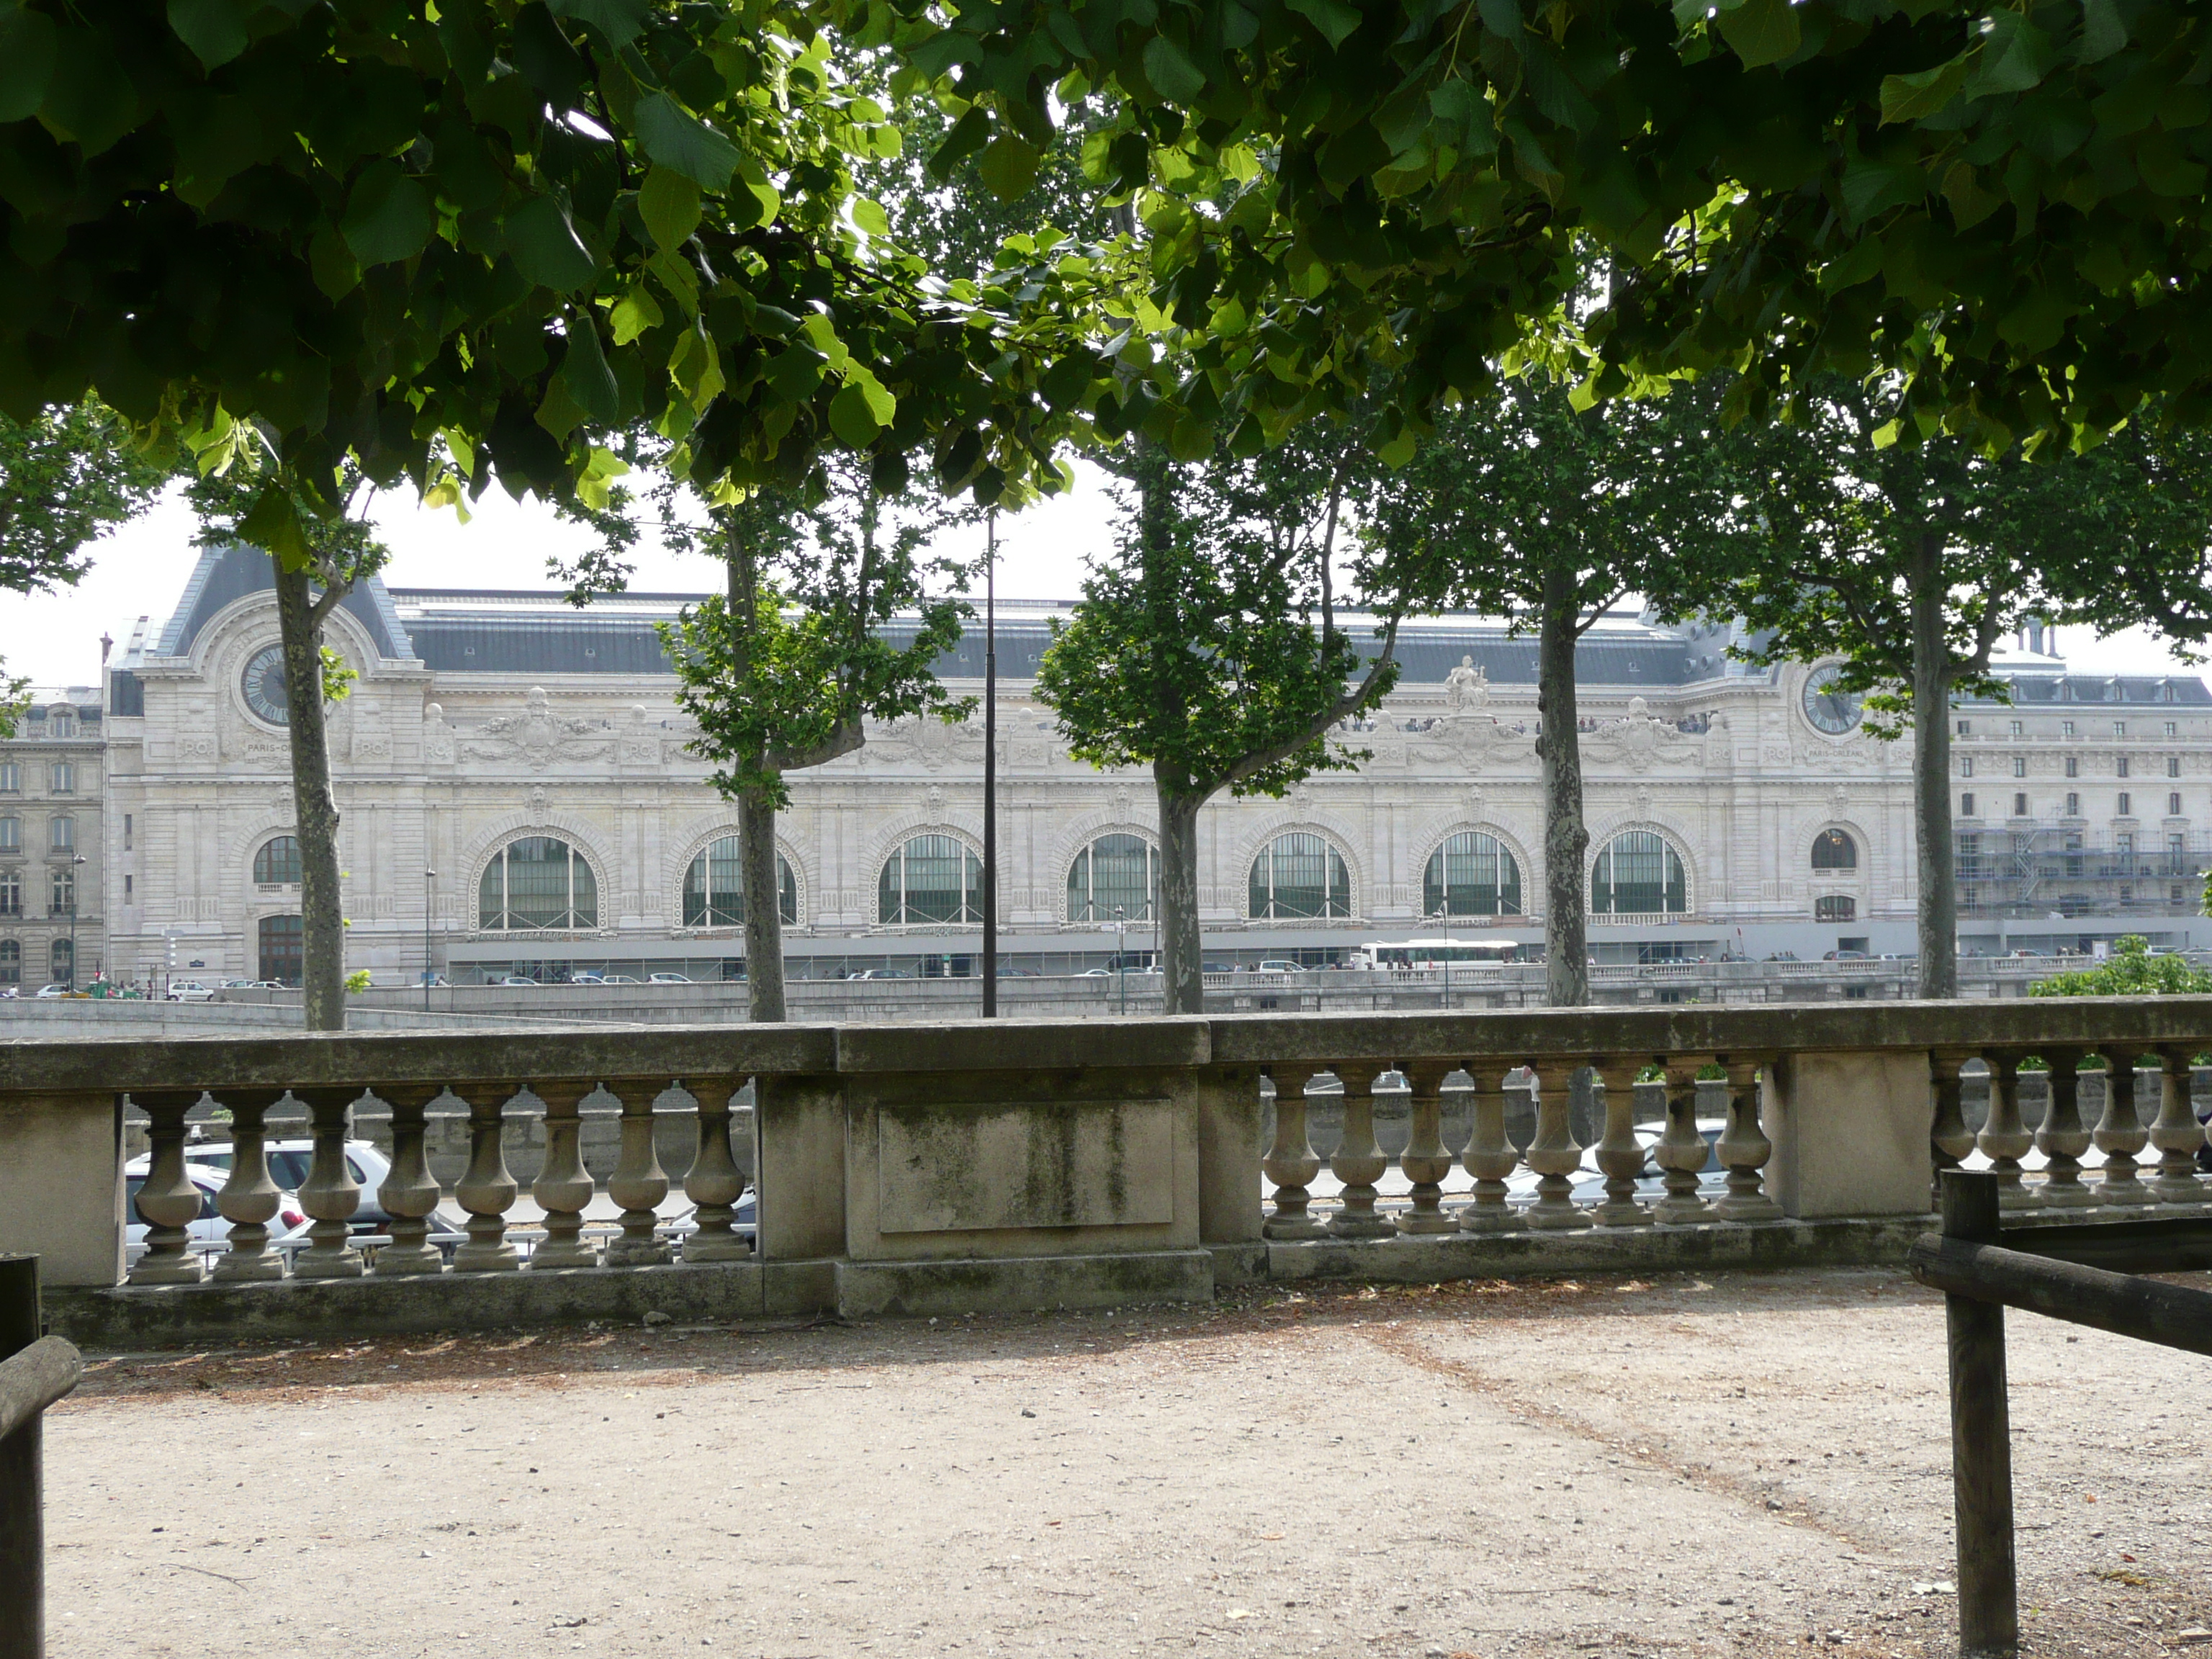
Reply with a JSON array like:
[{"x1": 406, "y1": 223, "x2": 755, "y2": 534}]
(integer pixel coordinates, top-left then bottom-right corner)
[
  {"x1": 185, "y1": 1138, "x2": 469, "y2": 1256},
  {"x1": 167, "y1": 981, "x2": 217, "y2": 1002},
  {"x1": 647, "y1": 972, "x2": 692, "y2": 984},
  {"x1": 123, "y1": 1160, "x2": 309, "y2": 1260},
  {"x1": 35, "y1": 983, "x2": 73, "y2": 998},
  {"x1": 1255, "y1": 960, "x2": 1306, "y2": 974}
]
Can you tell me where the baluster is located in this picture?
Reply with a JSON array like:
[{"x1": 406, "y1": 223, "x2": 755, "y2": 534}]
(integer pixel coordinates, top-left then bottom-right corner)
[
  {"x1": 212, "y1": 1089, "x2": 288, "y2": 1281},
  {"x1": 681, "y1": 1076, "x2": 750, "y2": 1262},
  {"x1": 2092, "y1": 1050, "x2": 2149, "y2": 1208},
  {"x1": 372, "y1": 1084, "x2": 446, "y2": 1274},
  {"x1": 1654, "y1": 1061, "x2": 1714, "y2": 1224},
  {"x1": 452, "y1": 1083, "x2": 521, "y2": 1271},
  {"x1": 290, "y1": 1087, "x2": 364, "y2": 1278},
  {"x1": 606, "y1": 1078, "x2": 673, "y2": 1265},
  {"x1": 1523, "y1": 1061, "x2": 1586, "y2": 1230},
  {"x1": 1396, "y1": 1062, "x2": 1457, "y2": 1234},
  {"x1": 1326, "y1": 1064, "x2": 1394, "y2": 1238},
  {"x1": 528, "y1": 1080, "x2": 600, "y2": 1269},
  {"x1": 1590, "y1": 1061, "x2": 1650, "y2": 1228},
  {"x1": 1978, "y1": 1051, "x2": 2036, "y2": 1210},
  {"x1": 1457, "y1": 1066, "x2": 1525, "y2": 1233},
  {"x1": 1261, "y1": 1067, "x2": 1327, "y2": 1240},
  {"x1": 2033, "y1": 1048, "x2": 2095, "y2": 1210},
  {"x1": 1713, "y1": 1058, "x2": 1782, "y2": 1223},
  {"x1": 1929, "y1": 1050, "x2": 1977, "y2": 1210},
  {"x1": 127, "y1": 1090, "x2": 207, "y2": 1285},
  {"x1": 2148, "y1": 1046, "x2": 2207, "y2": 1204}
]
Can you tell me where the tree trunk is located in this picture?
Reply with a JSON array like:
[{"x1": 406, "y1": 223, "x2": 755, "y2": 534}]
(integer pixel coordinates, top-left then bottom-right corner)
[
  {"x1": 739, "y1": 784, "x2": 786, "y2": 1022},
  {"x1": 1537, "y1": 567, "x2": 1590, "y2": 1007},
  {"x1": 1156, "y1": 781, "x2": 1206, "y2": 1016},
  {"x1": 1912, "y1": 531, "x2": 1959, "y2": 999},
  {"x1": 274, "y1": 563, "x2": 345, "y2": 1031}
]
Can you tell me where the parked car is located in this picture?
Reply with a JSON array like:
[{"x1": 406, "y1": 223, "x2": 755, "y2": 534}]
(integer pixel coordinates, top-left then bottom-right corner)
[
  {"x1": 1255, "y1": 960, "x2": 1306, "y2": 974},
  {"x1": 35, "y1": 983, "x2": 74, "y2": 998},
  {"x1": 1823, "y1": 950, "x2": 1869, "y2": 961},
  {"x1": 854, "y1": 968, "x2": 911, "y2": 980},
  {"x1": 600, "y1": 974, "x2": 642, "y2": 984},
  {"x1": 647, "y1": 972, "x2": 692, "y2": 985},
  {"x1": 186, "y1": 1139, "x2": 469, "y2": 1258},
  {"x1": 166, "y1": 981, "x2": 217, "y2": 1002},
  {"x1": 665, "y1": 1187, "x2": 758, "y2": 1249},
  {"x1": 570, "y1": 972, "x2": 606, "y2": 984},
  {"x1": 496, "y1": 976, "x2": 540, "y2": 986},
  {"x1": 1202, "y1": 961, "x2": 1235, "y2": 974},
  {"x1": 123, "y1": 1161, "x2": 310, "y2": 1259}
]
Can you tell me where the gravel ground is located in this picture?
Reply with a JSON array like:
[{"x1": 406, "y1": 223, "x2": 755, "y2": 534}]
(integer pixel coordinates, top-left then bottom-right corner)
[{"x1": 39, "y1": 1267, "x2": 2212, "y2": 1659}]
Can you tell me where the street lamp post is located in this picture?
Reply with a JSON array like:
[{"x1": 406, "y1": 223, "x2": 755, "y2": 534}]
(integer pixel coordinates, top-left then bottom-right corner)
[
  {"x1": 1431, "y1": 905, "x2": 1452, "y2": 1012},
  {"x1": 1115, "y1": 907, "x2": 1127, "y2": 1015},
  {"x1": 981, "y1": 513, "x2": 998, "y2": 1017},
  {"x1": 423, "y1": 868, "x2": 437, "y2": 1010},
  {"x1": 66, "y1": 853, "x2": 85, "y2": 990}
]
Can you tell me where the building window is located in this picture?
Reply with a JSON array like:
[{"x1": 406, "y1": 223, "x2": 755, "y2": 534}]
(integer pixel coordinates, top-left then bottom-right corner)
[
  {"x1": 2115, "y1": 721, "x2": 2127, "y2": 737},
  {"x1": 0, "y1": 763, "x2": 17, "y2": 793},
  {"x1": 1960, "y1": 756, "x2": 1974, "y2": 778},
  {"x1": 879, "y1": 834, "x2": 983, "y2": 925},
  {"x1": 2066, "y1": 792, "x2": 2080, "y2": 817},
  {"x1": 1810, "y1": 829, "x2": 1858, "y2": 871},
  {"x1": 1066, "y1": 833, "x2": 1159, "y2": 922},
  {"x1": 2062, "y1": 720, "x2": 2075, "y2": 737},
  {"x1": 2170, "y1": 833, "x2": 2186, "y2": 857},
  {"x1": 0, "y1": 939, "x2": 15, "y2": 984},
  {"x1": 2170, "y1": 757, "x2": 2182, "y2": 778},
  {"x1": 48, "y1": 938, "x2": 70, "y2": 986},
  {"x1": 258, "y1": 914, "x2": 303, "y2": 985},
  {"x1": 0, "y1": 817, "x2": 16, "y2": 854},
  {"x1": 0, "y1": 871, "x2": 17, "y2": 917},
  {"x1": 2118, "y1": 832, "x2": 2135, "y2": 856},
  {"x1": 48, "y1": 816, "x2": 71, "y2": 853},
  {"x1": 2013, "y1": 793, "x2": 2028, "y2": 817},
  {"x1": 2008, "y1": 720, "x2": 2022, "y2": 738},
  {"x1": 1961, "y1": 792, "x2": 1977, "y2": 818},
  {"x1": 1249, "y1": 832, "x2": 1353, "y2": 920},
  {"x1": 477, "y1": 836, "x2": 598, "y2": 930},
  {"x1": 2172, "y1": 793, "x2": 2185, "y2": 817},
  {"x1": 1956, "y1": 720, "x2": 1971, "y2": 736},
  {"x1": 123, "y1": 873, "x2": 131, "y2": 900},
  {"x1": 1422, "y1": 831, "x2": 1524, "y2": 918},
  {"x1": 253, "y1": 835, "x2": 302, "y2": 885},
  {"x1": 122, "y1": 813, "x2": 131, "y2": 850},
  {"x1": 2117, "y1": 755, "x2": 2131, "y2": 778},
  {"x1": 47, "y1": 711, "x2": 71, "y2": 739},
  {"x1": 683, "y1": 837, "x2": 798, "y2": 927},
  {"x1": 2121, "y1": 884, "x2": 2134, "y2": 904},
  {"x1": 2012, "y1": 755, "x2": 2026, "y2": 778},
  {"x1": 2118, "y1": 792, "x2": 2133, "y2": 817},
  {"x1": 48, "y1": 866, "x2": 73, "y2": 916},
  {"x1": 2166, "y1": 721, "x2": 2178, "y2": 737},
  {"x1": 1591, "y1": 831, "x2": 1688, "y2": 917},
  {"x1": 2175, "y1": 884, "x2": 2188, "y2": 904},
  {"x1": 2065, "y1": 757, "x2": 2077, "y2": 778},
  {"x1": 48, "y1": 762, "x2": 73, "y2": 794},
  {"x1": 1815, "y1": 895, "x2": 1856, "y2": 922}
]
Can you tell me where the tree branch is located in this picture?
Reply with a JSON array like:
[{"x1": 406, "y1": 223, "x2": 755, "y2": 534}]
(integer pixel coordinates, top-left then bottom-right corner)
[{"x1": 1217, "y1": 617, "x2": 1399, "y2": 791}]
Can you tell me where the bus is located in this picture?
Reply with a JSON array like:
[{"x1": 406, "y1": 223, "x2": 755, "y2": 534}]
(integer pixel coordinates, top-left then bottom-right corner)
[{"x1": 1349, "y1": 937, "x2": 1523, "y2": 971}]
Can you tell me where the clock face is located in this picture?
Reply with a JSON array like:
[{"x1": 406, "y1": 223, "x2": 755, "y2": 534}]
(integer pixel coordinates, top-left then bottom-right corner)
[
  {"x1": 1802, "y1": 666, "x2": 1863, "y2": 735},
  {"x1": 242, "y1": 644, "x2": 289, "y2": 726}
]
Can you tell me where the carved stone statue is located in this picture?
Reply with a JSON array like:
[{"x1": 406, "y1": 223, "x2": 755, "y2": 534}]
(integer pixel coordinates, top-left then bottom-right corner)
[{"x1": 1443, "y1": 654, "x2": 1489, "y2": 713}]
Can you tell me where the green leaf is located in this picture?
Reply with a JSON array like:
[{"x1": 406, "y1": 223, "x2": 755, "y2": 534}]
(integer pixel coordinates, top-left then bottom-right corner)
[
  {"x1": 608, "y1": 282, "x2": 663, "y2": 346},
  {"x1": 929, "y1": 104, "x2": 992, "y2": 181},
  {"x1": 2080, "y1": 0, "x2": 2127, "y2": 63},
  {"x1": 1715, "y1": 0, "x2": 1799, "y2": 68},
  {"x1": 545, "y1": 0, "x2": 648, "y2": 47},
  {"x1": 0, "y1": 9, "x2": 55, "y2": 123},
  {"x1": 559, "y1": 318, "x2": 620, "y2": 426},
  {"x1": 1477, "y1": 0, "x2": 1522, "y2": 38},
  {"x1": 634, "y1": 91, "x2": 741, "y2": 190},
  {"x1": 1041, "y1": 354, "x2": 1093, "y2": 410},
  {"x1": 828, "y1": 381, "x2": 882, "y2": 446},
  {"x1": 39, "y1": 28, "x2": 138, "y2": 156},
  {"x1": 503, "y1": 194, "x2": 597, "y2": 291},
  {"x1": 1840, "y1": 153, "x2": 1925, "y2": 225},
  {"x1": 977, "y1": 135, "x2": 1041, "y2": 201},
  {"x1": 1880, "y1": 58, "x2": 1968, "y2": 125},
  {"x1": 238, "y1": 482, "x2": 309, "y2": 569},
  {"x1": 1284, "y1": 0, "x2": 1361, "y2": 49},
  {"x1": 850, "y1": 196, "x2": 891, "y2": 237},
  {"x1": 166, "y1": 0, "x2": 250, "y2": 69},
  {"x1": 1141, "y1": 35, "x2": 1208, "y2": 101},
  {"x1": 1966, "y1": 10, "x2": 2056, "y2": 97},
  {"x1": 340, "y1": 163, "x2": 434, "y2": 266},
  {"x1": 639, "y1": 166, "x2": 702, "y2": 251}
]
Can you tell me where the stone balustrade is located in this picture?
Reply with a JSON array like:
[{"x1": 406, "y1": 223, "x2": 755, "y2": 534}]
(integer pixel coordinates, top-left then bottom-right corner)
[{"x1": 1, "y1": 999, "x2": 2208, "y2": 1334}]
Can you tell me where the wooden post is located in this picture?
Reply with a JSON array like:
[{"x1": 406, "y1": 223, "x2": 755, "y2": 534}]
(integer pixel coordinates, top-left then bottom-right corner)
[
  {"x1": 1941, "y1": 1172, "x2": 2018, "y2": 1657},
  {"x1": 0, "y1": 1253, "x2": 45, "y2": 1659}
]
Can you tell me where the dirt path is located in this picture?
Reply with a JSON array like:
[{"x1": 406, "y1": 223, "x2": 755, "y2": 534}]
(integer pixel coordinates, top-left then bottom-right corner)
[{"x1": 40, "y1": 1268, "x2": 2212, "y2": 1658}]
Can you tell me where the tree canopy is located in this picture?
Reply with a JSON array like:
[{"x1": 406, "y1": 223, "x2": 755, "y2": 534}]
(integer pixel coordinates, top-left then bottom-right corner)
[{"x1": 2030, "y1": 935, "x2": 2212, "y2": 998}]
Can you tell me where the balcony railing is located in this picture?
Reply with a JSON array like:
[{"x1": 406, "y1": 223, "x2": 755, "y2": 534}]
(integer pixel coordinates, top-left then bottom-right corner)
[{"x1": 2, "y1": 1001, "x2": 2209, "y2": 1328}]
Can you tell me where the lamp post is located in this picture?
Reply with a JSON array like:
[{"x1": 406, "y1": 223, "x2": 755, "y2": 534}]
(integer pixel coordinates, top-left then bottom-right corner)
[
  {"x1": 1431, "y1": 904, "x2": 1452, "y2": 1012},
  {"x1": 981, "y1": 512, "x2": 999, "y2": 1017},
  {"x1": 1115, "y1": 906, "x2": 1127, "y2": 1015},
  {"x1": 66, "y1": 853, "x2": 85, "y2": 990},
  {"x1": 423, "y1": 868, "x2": 436, "y2": 1010}
]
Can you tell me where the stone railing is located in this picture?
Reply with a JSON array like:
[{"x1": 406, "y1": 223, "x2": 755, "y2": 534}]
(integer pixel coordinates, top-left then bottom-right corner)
[{"x1": 1, "y1": 999, "x2": 2209, "y2": 1335}]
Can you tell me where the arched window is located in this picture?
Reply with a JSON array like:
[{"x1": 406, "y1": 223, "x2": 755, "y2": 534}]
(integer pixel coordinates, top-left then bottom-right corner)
[
  {"x1": 1811, "y1": 829, "x2": 1858, "y2": 871},
  {"x1": 879, "y1": 835, "x2": 982, "y2": 925},
  {"x1": 253, "y1": 835, "x2": 302, "y2": 885},
  {"x1": 478, "y1": 836, "x2": 598, "y2": 930},
  {"x1": 1591, "y1": 831, "x2": 1687, "y2": 916},
  {"x1": 0, "y1": 940, "x2": 18, "y2": 984},
  {"x1": 1422, "y1": 831, "x2": 1523, "y2": 918},
  {"x1": 683, "y1": 837, "x2": 798, "y2": 927},
  {"x1": 1249, "y1": 832, "x2": 1352, "y2": 920},
  {"x1": 48, "y1": 938, "x2": 71, "y2": 986},
  {"x1": 1815, "y1": 894, "x2": 1856, "y2": 922},
  {"x1": 1067, "y1": 833, "x2": 1159, "y2": 921},
  {"x1": 258, "y1": 914, "x2": 302, "y2": 984},
  {"x1": 48, "y1": 866, "x2": 73, "y2": 916}
]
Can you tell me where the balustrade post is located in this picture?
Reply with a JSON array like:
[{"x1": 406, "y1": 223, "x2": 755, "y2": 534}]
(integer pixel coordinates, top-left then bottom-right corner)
[
  {"x1": 371, "y1": 1084, "x2": 446, "y2": 1274},
  {"x1": 452, "y1": 1084, "x2": 521, "y2": 1272},
  {"x1": 2147, "y1": 1046, "x2": 2207, "y2": 1205},
  {"x1": 1929, "y1": 1051, "x2": 1977, "y2": 1210},
  {"x1": 1713, "y1": 1058, "x2": 1782, "y2": 1223},
  {"x1": 680, "y1": 1077, "x2": 750, "y2": 1262},
  {"x1": 1590, "y1": 1061, "x2": 1650, "y2": 1228},
  {"x1": 1395, "y1": 1063, "x2": 1457, "y2": 1235},
  {"x1": 1326, "y1": 1065, "x2": 1394, "y2": 1239},
  {"x1": 1654, "y1": 1061, "x2": 1714, "y2": 1225},
  {"x1": 211, "y1": 1089, "x2": 288, "y2": 1282},
  {"x1": 2033, "y1": 1048, "x2": 2095, "y2": 1210},
  {"x1": 1977, "y1": 1053, "x2": 2036, "y2": 1210},
  {"x1": 125, "y1": 1090, "x2": 206, "y2": 1285},
  {"x1": 289, "y1": 1088, "x2": 365, "y2": 1278},
  {"x1": 606, "y1": 1079, "x2": 673, "y2": 1265},
  {"x1": 1523, "y1": 1061, "x2": 1587, "y2": 1231},
  {"x1": 2091, "y1": 1051, "x2": 2149, "y2": 1208},
  {"x1": 527, "y1": 1080, "x2": 600, "y2": 1269},
  {"x1": 1457, "y1": 1066, "x2": 1525, "y2": 1233},
  {"x1": 1261, "y1": 1068, "x2": 1327, "y2": 1240}
]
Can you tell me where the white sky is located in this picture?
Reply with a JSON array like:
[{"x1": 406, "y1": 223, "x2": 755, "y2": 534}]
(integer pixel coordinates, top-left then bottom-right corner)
[{"x1": 0, "y1": 469, "x2": 2202, "y2": 691}]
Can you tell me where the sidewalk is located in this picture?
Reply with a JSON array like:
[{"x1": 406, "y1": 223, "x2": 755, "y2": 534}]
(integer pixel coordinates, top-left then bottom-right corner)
[{"x1": 42, "y1": 1267, "x2": 2212, "y2": 1658}]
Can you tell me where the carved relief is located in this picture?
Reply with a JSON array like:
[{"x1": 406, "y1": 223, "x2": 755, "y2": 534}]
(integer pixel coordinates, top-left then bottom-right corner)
[
  {"x1": 462, "y1": 686, "x2": 613, "y2": 769},
  {"x1": 422, "y1": 702, "x2": 457, "y2": 765},
  {"x1": 1582, "y1": 697, "x2": 1697, "y2": 774}
]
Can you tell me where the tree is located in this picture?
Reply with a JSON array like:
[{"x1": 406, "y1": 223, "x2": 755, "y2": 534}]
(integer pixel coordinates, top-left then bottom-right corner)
[
  {"x1": 0, "y1": 401, "x2": 167, "y2": 729},
  {"x1": 1037, "y1": 428, "x2": 1398, "y2": 1014},
  {"x1": 1663, "y1": 378, "x2": 2212, "y2": 998},
  {"x1": 657, "y1": 458, "x2": 972, "y2": 1021},
  {"x1": 2031, "y1": 935, "x2": 2212, "y2": 999},
  {"x1": 1367, "y1": 372, "x2": 1753, "y2": 1005},
  {"x1": 189, "y1": 459, "x2": 387, "y2": 1033}
]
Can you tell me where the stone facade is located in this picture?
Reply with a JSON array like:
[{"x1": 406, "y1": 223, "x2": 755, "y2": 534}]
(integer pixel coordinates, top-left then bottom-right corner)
[
  {"x1": 95, "y1": 544, "x2": 2212, "y2": 986},
  {"x1": 0, "y1": 688, "x2": 105, "y2": 990}
]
